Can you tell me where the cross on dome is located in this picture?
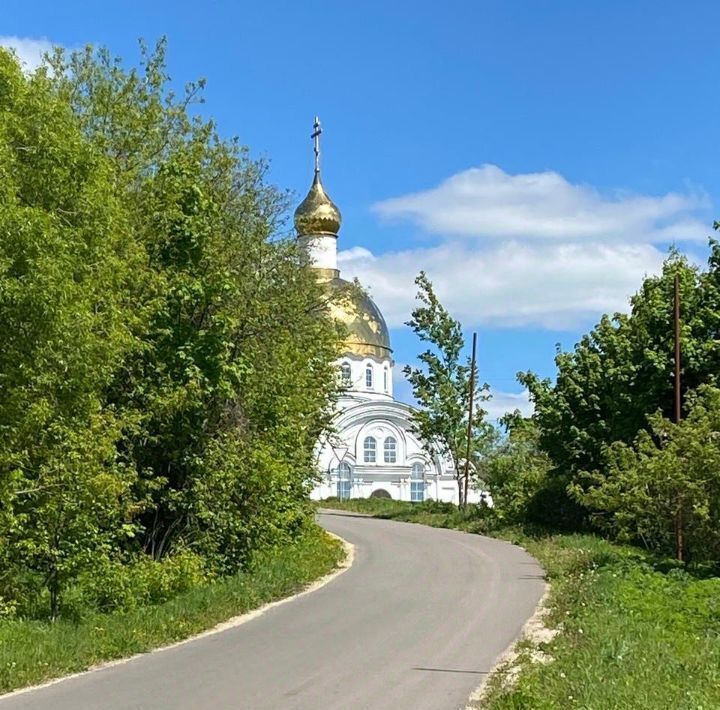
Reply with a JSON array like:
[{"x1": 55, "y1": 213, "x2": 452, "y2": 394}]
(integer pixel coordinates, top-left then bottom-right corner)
[
  {"x1": 293, "y1": 116, "x2": 342, "y2": 236},
  {"x1": 311, "y1": 116, "x2": 322, "y2": 176}
]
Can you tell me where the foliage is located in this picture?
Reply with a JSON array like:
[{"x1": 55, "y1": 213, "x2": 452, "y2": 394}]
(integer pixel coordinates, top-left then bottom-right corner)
[
  {"x1": 403, "y1": 271, "x2": 494, "y2": 506},
  {"x1": 0, "y1": 48, "x2": 145, "y2": 619},
  {"x1": 575, "y1": 385, "x2": 720, "y2": 562},
  {"x1": 0, "y1": 41, "x2": 341, "y2": 619},
  {"x1": 521, "y1": 246, "x2": 720, "y2": 527},
  {"x1": 483, "y1": 415, "x2": 555, "y2": 525}
]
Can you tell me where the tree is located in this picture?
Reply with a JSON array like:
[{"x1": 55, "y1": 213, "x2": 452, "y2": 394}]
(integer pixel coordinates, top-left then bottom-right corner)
[
  {"x1": 0, "y1": 40, "x2": 343, "y2": 618},
  {"x1": 403, "y1": 272, "x2": 492, "y2": 507},
  {"x1": 483, "y1": 414, "x2": 553, "y2": 525},
  {"x1": 520, "y1": 246, "x2": 720, "y2": 527},
  {"x1": 0, "y1": 48, "x2": 144, "y2": 617},
  {"x1": 46, "y1": 39, "x2": 343, "y2": 568},
  {"x1": 574, "y1": 385, "x2": 720, "y2": 563}
]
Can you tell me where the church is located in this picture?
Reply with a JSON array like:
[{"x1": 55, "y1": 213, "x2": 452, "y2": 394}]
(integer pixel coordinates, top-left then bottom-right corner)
[{"x1": 295, "y1": 119, "x2": 485, "y2": 505}]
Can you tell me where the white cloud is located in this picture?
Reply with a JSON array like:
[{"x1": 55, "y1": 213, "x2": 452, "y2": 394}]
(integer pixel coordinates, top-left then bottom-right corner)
[
  {"x1": 340, "y1": 164, "x2": 712, "y2": 331},
  {"x1": 0, "y1": 36, "x2": 55, "y2": 72},
  {"x1": 373, "y1": 164, "x2": 709, "y2": 244},
  {"x1": 484, "y1": 389, "x2": 534, "y2": 421},
  {"x1": 339, "y1": 240, "x2": 666, "y2": 330}
]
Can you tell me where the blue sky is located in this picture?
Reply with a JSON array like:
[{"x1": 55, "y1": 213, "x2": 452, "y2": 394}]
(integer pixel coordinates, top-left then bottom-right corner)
[{"x1": 3, "y1": 0, "x2": 720, "y2": 417}]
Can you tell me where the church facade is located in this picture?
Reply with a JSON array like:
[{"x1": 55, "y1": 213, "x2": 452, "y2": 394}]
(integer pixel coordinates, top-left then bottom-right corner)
[{"x1": 295, "y1": 119, "x2": 485, "y2": 505}]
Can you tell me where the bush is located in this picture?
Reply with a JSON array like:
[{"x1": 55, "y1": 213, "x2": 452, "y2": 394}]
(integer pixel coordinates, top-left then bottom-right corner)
[
  {"x1": 74, "y1": 551, "x2": 209, "y2": 616},
  {"x1": 415, "y1": 499, "x2": 456, "y2": 514},
  {"x1": 576, "y1": 385, "x2": 720, "y2": 562}
]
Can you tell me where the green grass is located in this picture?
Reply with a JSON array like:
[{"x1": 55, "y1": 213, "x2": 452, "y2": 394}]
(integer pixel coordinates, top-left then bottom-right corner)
[
  {"x1": 0, "y1": 525, "x2": 344, "y2": 694},
  {"x1": 320, "y1": 498, "x2": 720, "y2": 709}
]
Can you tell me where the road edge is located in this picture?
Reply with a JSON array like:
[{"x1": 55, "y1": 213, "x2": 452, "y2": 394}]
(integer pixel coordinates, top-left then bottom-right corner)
[
  {"x1": 0, "y1": 532, "x2": 355, "y2": 703},
  {"x1": 464, "y1": 582, "x2": 552, "y2": 709}
]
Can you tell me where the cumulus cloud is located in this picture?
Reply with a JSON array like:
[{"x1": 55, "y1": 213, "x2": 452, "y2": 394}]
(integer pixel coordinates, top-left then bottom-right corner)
[
  {"x1": 374, "y1": 164, "x2": 709, "y2": 243},
  {"x1": 339, "y1": 240, "x2": 667, "y2": 329},
  {"x1": 0, "y1": 36, "x2": 55, "y2": 71},
  {"x1": 340, "y1": 165, "x2": 712, "y2": 331},
  {"x1": 484, "y1": 389, "x2": 534, "y2": 421}
]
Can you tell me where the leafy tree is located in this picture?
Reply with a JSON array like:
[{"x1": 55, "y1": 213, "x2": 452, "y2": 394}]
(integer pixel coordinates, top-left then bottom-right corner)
[
  {"x1": 483, "y1": 415, "x2": 553, "y2": 525},
  {"x1": 0, "y1": 40, "x2": 342, "y2": 617},
  {"x1": 520, "y1": 247, "x2": 720, "y2": 527},
  {"x1": 403, "y1": 272, "x2": 492, "y2": 507},
  {"x1": 0, "y1": 49, "x2": 145, "y2": 617},
  {"x1": 45, "y1": 40, "x2": 342, "y2": 567},
  {"x1": 575, "y1": 385, "x2": 720, "y2": 562}
]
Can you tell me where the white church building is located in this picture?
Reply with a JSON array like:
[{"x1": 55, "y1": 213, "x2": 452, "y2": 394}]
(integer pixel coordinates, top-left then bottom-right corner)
[{"x1": 295, "y1": 119, "x2": 485, "y2": 505}]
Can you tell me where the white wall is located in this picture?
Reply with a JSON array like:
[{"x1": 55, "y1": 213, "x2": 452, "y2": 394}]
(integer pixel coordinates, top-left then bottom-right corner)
[
  {"x1": 298, "y1": 234, "x2": 337, "y2": 271},
  {"x1": 311, "y1": 401, "x2": 489, "y2": 505},
  {"x1": 339, "y1": 357, "x2": 393, "y2": 399}
]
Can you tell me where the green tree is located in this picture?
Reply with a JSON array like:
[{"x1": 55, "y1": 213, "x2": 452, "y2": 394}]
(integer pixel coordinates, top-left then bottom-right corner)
[
  {"x1": 520, "y1": 247, "x2": 720, "y2": 527},
  {"x1": 575, "y1": 385, "x2": 720, "y2": 562},
  {"x1": 403, "y1": 272, "x2": 492, "y2": 507},
  {"x1": 0, "y1": 40, "x2": 343, "y2": 618},
  {"x1": 483, "y1": 415, "x2": 553, "y2": 525},
  {"x1": 0, "y1": 49, "x2": 144, "y2": 617},
  {"x1": 47, "y1": 40, "x2": 342, "y2": 568}
]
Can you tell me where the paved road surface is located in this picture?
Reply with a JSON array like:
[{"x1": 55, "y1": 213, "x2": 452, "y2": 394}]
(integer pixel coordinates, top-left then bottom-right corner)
[{"x1": 1, "y1": 511, "x2": 545, "y2": 710}]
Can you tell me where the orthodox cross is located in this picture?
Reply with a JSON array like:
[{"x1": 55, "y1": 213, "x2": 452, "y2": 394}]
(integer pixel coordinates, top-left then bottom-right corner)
[{"x1": 311, "y1": 116, "x2": 322, "y2": 175}]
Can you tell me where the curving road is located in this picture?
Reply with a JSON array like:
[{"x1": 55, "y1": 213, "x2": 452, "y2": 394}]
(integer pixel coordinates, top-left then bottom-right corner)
[{"x1": 1, "y1": 512, "x2": 545, "y2": 710}]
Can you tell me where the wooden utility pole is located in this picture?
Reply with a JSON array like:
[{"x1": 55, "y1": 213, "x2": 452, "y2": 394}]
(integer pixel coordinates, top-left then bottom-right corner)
[
  {"x1": 674, "y1": 274, "x2": 684, "y2": 562},
  {"x1": 674, "y1": 274, "x2": 682, "y2": 426},
  {"x1": 462, "y1": 332, "x2": 477, "y2": 510}
]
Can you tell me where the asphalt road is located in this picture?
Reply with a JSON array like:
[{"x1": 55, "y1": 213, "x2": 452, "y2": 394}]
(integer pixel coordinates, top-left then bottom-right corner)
[{"x1": 1, "y1": 511, "x2": 545, "y2": 710}]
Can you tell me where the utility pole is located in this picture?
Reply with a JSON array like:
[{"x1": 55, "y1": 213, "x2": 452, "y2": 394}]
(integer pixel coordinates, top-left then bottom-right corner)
[
  {"x1": 463, "y1": 332, "x2": 477, "y2": 510},
  {"x1": 674, "y1": 274, "x2": 684, "y2": 562},
  {"x1": 674, "y1": 274, "x2": 682, "y2": 426}
]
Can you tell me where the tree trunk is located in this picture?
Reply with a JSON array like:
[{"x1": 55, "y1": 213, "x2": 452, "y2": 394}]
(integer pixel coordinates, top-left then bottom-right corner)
[{"x1": 456, "y1": 476, "x2": 465, "y2": 509}]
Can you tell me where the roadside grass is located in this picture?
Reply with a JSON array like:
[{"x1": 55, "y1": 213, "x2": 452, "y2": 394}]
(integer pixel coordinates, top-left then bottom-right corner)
[
  {"x1": 0, "y1": 525, "x2": 344, "y2": 695},
  {"x1": 320, "y1": 498, "x2": 720, "y2": 709}
]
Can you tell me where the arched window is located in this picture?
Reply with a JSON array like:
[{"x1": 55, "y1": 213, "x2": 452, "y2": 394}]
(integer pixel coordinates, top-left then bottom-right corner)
[
  {"x1": 384, "y1": 436, "x2": 397, "y2": 464},
  {"x1": 340, "y1": 363, "x2": 351, "y2": 385},
  {"x1": 363, "y1": 436, "x2": 376, "y2": 463},
  {"x1": 337, "y1": 461, "x2": 352, "y2": 501},
  {"x1": 383, "y1": 367, "x2": 388, "y2": 392},
  {"x1": 410, "y1": 462, "x2": 425, "y2": 502},
  {"x1": 365, "y1": 364, "x2": 373, "y2": 389}
]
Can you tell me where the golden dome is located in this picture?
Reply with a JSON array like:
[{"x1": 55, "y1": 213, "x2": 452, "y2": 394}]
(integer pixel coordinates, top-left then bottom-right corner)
[
  {"x1": 325, "y1": 275, "x2": 392, "y2": 360},
  {"x1": 294, "y1": 173, "x2": 342, "y2": 236}
]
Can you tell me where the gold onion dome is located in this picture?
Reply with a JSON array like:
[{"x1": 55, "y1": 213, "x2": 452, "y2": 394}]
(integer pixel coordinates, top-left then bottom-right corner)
[
  {"x1": 295, "y1": 116, "x2": 391, "y2": 360},
  {"x1": 294, "y1": 172, "x2": 342, "y2": 235},
  {"x1": 327, "y1": 276, "x2": 392, "y2": 360}
]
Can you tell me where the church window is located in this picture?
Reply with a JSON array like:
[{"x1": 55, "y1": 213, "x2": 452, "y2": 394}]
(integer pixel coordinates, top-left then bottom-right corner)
[
  {"x1": 383, "y1": 368, "x2": 388, "y2": 392},
  {"x1": 365, "y1": 365, "x2": 373, "y2": 388},
  {"x1": 411, "y1": 463, "x2": 425, "y2": 502},
  {"x1": 337, "y1": 462, "x2": 352, "y2": 501},
  {"x1": 384, "y1": 436, "x2": 397, "y2": 464},
  {"x1": 340, "y1": 363, "x2": 351, "y2": 385},
  {"x1": 363, "y1": 436, "x2": 377, "y2": 463}
]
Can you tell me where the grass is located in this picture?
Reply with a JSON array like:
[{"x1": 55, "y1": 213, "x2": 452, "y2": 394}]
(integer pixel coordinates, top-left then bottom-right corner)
[
  {"x1": 320, "y1": 498, "x2": 720, "y2": 709},
  {"x1": 0, "y1": 525, "x2": 344, "y2": 695}
]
